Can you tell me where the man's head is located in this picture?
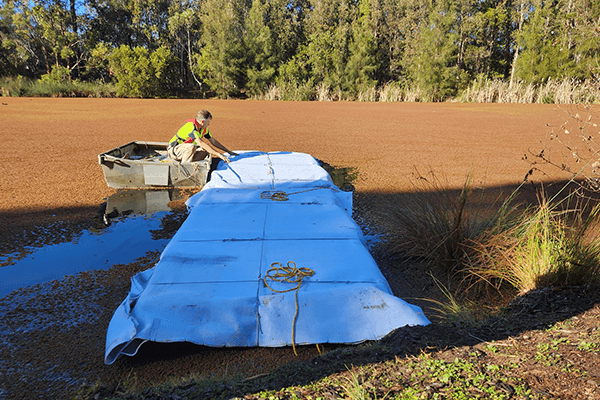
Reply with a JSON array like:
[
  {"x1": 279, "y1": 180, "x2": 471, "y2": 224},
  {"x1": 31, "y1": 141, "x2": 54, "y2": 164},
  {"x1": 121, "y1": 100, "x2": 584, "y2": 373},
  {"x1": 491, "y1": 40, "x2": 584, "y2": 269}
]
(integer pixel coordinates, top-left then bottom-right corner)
[
  {"x1": 197, "y1": 110, "x2": 212, "y2": 122},
  {"x1": 195, "y1": 110, "x2": 212, "y2": 130}
]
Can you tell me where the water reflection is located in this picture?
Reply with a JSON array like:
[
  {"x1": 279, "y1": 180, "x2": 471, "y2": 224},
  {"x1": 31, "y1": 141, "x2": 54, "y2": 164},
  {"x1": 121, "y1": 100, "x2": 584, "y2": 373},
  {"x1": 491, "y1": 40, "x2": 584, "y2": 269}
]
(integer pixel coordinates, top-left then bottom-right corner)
[
  {"x1": 0, "y1": 190, "x2": 189, "y2": 299},
  {"x1": 101, "y1": 189, "x2": 188, "y2": 226}
]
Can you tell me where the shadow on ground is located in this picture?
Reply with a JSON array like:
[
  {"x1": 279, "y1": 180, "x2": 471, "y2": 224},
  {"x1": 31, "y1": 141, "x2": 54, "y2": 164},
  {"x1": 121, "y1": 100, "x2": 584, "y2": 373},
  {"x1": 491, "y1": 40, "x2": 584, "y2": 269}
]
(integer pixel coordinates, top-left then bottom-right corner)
[
  {"x1": 88, "y1": 179, "x2": 600, "y2": 399},
  {"x1": 2, "y1": 179, "x2": 600, "y2": 400}
]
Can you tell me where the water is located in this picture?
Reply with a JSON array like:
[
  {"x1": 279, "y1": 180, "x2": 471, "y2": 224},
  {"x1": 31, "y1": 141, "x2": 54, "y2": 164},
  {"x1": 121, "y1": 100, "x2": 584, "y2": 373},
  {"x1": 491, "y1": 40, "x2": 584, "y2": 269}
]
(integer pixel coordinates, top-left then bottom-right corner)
[
  {"x1": 0, "y1": 162, "x2": 356, "y2": 299},
  {"x1": 0, "y1": 190, "x2": 189, "y2": 299}
]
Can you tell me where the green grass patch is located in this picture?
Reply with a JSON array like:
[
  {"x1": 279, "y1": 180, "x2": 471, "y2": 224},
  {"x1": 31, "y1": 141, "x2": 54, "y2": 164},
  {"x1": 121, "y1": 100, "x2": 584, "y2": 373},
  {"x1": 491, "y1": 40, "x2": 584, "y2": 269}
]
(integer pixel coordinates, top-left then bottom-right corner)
[
  {"x1": 1, "y1": 76, "x2": 116, "y2": 97},
  {"x1": 466, "y1": 192, "x2": 600, "y2": 294}
]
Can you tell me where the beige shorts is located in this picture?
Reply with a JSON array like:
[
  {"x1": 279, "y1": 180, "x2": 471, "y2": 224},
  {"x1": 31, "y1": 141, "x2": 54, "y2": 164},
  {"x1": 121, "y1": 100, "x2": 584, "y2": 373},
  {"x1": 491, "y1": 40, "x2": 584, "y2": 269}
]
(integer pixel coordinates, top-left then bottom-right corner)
[{"x1": 168, "y1": 143, "x2": 196, "y2": 163}]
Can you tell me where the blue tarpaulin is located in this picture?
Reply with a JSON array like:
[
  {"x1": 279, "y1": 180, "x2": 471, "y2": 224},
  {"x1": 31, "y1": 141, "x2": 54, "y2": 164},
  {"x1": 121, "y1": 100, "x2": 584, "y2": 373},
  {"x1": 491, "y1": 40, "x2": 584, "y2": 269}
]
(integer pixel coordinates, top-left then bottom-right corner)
[{"x1": 105, "y1": 151, "x2": 429, "y2": 364}]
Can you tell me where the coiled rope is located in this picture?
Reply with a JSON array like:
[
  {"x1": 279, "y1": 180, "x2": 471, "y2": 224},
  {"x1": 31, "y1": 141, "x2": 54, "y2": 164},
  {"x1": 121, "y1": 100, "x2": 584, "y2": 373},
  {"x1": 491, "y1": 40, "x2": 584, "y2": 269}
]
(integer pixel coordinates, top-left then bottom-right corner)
[
  {"x1": 263, "y1": 261, "x2": 314, "y2": 355},
  {"x1": 260, "y1": 187, "x2": 336, "y2": 202}
]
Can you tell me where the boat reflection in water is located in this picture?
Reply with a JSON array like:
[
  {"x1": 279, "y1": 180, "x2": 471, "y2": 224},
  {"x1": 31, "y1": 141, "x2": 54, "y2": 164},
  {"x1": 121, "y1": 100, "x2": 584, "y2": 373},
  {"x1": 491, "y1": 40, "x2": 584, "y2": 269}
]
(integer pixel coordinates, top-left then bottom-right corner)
[
  {"x1": 0, "y1": 189, "x2": 198, "y2": 298},
  {"x1": 100, "y1": 189, "x2": 191, "y2": 226}
]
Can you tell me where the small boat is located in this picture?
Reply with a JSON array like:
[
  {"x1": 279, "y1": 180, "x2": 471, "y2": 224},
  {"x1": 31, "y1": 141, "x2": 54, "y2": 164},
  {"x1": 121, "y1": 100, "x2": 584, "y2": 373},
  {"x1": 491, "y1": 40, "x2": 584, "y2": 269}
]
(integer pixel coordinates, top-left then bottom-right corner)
[{"x1": 98, "y1": 141, "x2": 211, "y2": 189}]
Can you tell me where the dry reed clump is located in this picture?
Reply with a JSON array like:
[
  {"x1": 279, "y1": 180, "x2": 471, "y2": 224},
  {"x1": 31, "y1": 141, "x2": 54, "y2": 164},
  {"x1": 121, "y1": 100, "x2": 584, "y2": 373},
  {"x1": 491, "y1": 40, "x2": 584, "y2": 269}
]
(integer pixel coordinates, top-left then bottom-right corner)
[
  {"x1": 356, "y1": 84, "x2": 378, "y2": 102},
  {"x1": 260, "y1": 84, "x2": 281, "y2": 101},
  {"x1": 459, "y1": 77, "x2": 600, "y2": 104},
  {"x1": 376, "y1": 82, "x2": 404, "y2": 102},
  {"x1": 254, "y1": 77, "x2": 599, "y2": 103},
  {"x1": 383, "y1": 171, "x2": 516, "y2": 275}
]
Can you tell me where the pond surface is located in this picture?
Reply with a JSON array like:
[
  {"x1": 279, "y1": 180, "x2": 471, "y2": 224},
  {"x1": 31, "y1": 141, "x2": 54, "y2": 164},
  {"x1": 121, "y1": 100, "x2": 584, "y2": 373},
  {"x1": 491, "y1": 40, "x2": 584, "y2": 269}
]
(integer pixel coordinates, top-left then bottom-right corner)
[
  {"x1": 0, "y1": 190, "x2": 188, "y2": 299},
  {"x1": 0, "y1": 163, "x2": 357, "y2": 300}
]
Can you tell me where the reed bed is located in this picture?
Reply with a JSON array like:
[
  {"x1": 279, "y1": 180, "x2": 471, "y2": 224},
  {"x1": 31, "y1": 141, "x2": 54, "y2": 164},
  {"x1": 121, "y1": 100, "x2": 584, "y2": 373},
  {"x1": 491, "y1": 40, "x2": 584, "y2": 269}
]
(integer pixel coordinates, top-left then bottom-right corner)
[
  {"x1": 459, "y1": 77, "x2": 600, "y2": 104},
  {"x1": 5, "y1": 74, "x2": 597, "y2": 103},
  {"x1": 252, "y1": 77, "x2": 599, "y2": 103}
]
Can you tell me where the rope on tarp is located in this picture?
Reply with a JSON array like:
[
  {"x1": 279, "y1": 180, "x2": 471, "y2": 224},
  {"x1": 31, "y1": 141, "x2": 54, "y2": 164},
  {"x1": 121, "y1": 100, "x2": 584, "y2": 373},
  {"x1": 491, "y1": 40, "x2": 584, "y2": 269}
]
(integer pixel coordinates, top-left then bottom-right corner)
[
  {"x1": 261, "y1": 191, "x2": 289, "y2": 201},
  {"x1": 260, "y1": 186, "x2": 338, "y2": 202},
  {"x1": 263, "y1": 261, "x2": 314, "y2": 355}
]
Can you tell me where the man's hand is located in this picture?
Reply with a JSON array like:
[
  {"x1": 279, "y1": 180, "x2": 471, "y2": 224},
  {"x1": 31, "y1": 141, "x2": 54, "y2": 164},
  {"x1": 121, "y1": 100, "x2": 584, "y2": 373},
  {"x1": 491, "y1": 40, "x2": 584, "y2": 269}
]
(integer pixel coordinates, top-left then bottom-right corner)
[{"x1": 220, "y1": 154, "x2": 231, "y2": 163}]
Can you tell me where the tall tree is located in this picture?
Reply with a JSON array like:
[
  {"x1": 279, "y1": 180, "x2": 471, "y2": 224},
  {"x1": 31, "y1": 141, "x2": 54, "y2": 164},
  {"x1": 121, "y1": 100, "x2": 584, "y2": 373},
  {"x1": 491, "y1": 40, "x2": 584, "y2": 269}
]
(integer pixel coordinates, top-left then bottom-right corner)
[
  {"x1": 0, "y1": 0, "x2": 20, "y2": 76},
  {"x1": 513, "y1": 0, "x2": 573, "y2": 84},
  {"x1": 305, "y1": 0, "x2": 354, "y2": 97},
  {"x1": 244, "y1": 0, "x2": 308, "y2": 96},
  {"x1": 1, "y1": 0, "x2": 81, "y2": 78},
  {"x1": 86, "y1": 0, "x2": 137, "y2": 48},
  {"x1": 244, "y1": 0, "x2": 277, "y2": 96},
  {"x1": 31, "y1": 0, "x2": 81, "y2": 78},
  {"x1": 198, "y1": 0, "x2": 249, "y2": 97},
  {"x1": 402, "y1": 0, "x2": 469, "y2": 100},
  {"x1": 167, "y1": 0, "x2": 202, "y2": 90},
  {"x1": 508, "y1": 0, "x2": 531, "y2": 86},
  {"x1": 344, "y1": 0, "x2": 378, "y2": 98},
  {"x1": 130, "y1": 0, "x2": 171, "y2": 48},
  {"x1": 87, "y1": 0, "x2": 170, "y2": 50},
  {"x1": 366, "y1": 0, "x2": 417, "y2": 83},
  {"x1": 453, "y1": 0, "x2": 512, "y2": 79},
  {"x1": 562, "y1": 0, "x2": 600, "y2": 80}
]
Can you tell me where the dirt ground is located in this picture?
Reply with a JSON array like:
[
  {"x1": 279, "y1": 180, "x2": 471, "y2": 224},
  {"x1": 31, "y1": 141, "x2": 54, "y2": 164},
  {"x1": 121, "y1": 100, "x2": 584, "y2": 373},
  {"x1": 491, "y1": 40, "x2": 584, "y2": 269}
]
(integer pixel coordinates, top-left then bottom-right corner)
[{"x1": 1, "y1": 99, "x2": 598, "y2": 399}]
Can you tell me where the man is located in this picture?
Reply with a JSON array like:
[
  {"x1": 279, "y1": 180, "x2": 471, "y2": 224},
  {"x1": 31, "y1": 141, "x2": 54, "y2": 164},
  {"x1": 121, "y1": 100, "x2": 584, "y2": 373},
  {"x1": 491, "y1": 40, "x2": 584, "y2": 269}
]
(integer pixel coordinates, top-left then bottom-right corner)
[{"x1": 167, "y1": 110, "x2": 238, "y2": 163}]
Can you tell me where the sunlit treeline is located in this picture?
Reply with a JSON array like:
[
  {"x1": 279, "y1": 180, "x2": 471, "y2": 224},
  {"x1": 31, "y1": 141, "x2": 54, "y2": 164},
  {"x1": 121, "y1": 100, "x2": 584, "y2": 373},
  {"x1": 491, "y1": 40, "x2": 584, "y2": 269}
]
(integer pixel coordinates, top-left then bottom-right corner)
[{"x1": 1, "y1": 0, "x2": 599, "y2": 100}]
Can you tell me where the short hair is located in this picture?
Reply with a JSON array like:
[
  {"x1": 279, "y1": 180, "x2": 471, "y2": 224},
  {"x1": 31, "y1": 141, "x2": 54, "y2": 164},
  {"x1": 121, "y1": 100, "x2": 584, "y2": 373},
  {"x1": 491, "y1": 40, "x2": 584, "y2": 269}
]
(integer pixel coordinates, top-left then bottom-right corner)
[{"x1": 197, "y1": 110, "x2": 212, "y2": 121}]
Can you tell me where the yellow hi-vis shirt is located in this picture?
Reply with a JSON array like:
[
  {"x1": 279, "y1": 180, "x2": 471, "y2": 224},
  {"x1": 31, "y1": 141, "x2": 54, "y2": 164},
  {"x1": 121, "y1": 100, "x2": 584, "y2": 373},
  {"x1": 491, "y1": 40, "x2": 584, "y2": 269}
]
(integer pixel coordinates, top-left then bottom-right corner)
[{"x1": 169, "y1": 120, "x2": 212, "y2": 148}]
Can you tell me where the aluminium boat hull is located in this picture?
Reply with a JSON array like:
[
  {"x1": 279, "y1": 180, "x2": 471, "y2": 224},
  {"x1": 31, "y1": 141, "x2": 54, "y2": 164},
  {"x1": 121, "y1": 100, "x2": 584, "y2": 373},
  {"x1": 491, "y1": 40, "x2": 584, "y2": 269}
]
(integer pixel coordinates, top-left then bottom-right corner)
[{"x1": 98, "y1": 141, "x2": 211, "y2": 189}]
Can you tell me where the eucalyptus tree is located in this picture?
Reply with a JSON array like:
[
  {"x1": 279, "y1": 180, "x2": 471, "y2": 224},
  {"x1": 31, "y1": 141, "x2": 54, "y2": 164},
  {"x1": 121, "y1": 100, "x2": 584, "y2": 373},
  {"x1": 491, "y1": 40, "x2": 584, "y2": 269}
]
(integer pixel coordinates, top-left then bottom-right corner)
[
  {"x1": 0, "y1": 0, "x2": 82, "y2": 78},
  {"x1": 0, "y1": 0, "x2": 22, "y2": 76},
  {"x1": 86, "y1": 0, "x2": 171, "y2": 50},
  {"x1": 86, "y1": 0, "x2": 137, "y2": 48},
  {"x1": 167, "y1": 0, "x2": 202, "y2": 90},
  {"x1": 244, "y1": 0, "x2": 304, "y2": 96},
  {"x1": 31, "y1": 0, "x2": 82, "y2": 78},
  {"x1": 364, "y1": 0, "x2": 427, "y2": 83},
  {"x1": 511, "y1": 0, "x2": 600, "y2": 84},
  {"x1": 559, "y1": 0, "x2": 600, "y2": 81},
  {"x1": 480, "y1": 0, "x2": 513, "y2": 78},
  {"x1": 457, "y1": 0, "x2": 513, "y2": 79},
  {"x1": 507, "y1": 0, "x2": 529, "y2": 86},
  {"x1": 271, "y1": 0, "x2": 313, "y2": 99}
]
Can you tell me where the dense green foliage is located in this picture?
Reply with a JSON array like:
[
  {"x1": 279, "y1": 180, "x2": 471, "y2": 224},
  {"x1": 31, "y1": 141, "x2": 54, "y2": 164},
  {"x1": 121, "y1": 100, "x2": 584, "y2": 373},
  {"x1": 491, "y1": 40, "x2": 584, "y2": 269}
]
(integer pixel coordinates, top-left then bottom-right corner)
[{"x1": 1, "y1": 0, "x2": 599, "y2": 99}]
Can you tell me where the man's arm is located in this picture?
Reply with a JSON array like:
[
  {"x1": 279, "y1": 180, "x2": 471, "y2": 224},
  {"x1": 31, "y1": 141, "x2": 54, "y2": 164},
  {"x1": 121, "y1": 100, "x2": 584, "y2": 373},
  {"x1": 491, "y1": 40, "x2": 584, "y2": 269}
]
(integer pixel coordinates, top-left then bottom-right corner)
[
  {"x1": 208, "y1": 137, "x2": 239, "y2": 156},
  {"x1": 195, "y1": 137, "x2": 230, "y2": 163}
]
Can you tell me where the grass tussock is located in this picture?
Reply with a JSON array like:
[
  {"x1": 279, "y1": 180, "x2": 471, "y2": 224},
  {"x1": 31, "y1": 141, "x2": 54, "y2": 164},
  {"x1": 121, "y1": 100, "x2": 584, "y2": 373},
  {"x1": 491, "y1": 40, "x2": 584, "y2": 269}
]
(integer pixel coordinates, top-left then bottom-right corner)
[
  {"x1": 465, "y1": 193, "x2": 600, "y2": 294},
  {"x1": 385, "y1": 171, "x2": 600, "y2": 309},
  {"x1": 384, "y1": 170, "x2": 517, "y2": 274}
]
